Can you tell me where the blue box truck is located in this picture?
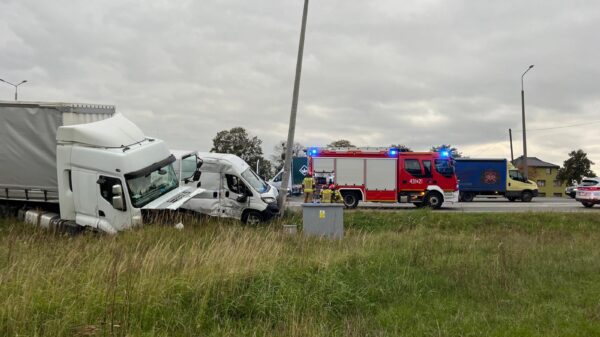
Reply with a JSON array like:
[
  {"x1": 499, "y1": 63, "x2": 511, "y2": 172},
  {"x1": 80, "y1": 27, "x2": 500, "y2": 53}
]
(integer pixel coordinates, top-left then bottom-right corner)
[{"x1": 455, "y1": 158, "x2": 539, "y2": 202}]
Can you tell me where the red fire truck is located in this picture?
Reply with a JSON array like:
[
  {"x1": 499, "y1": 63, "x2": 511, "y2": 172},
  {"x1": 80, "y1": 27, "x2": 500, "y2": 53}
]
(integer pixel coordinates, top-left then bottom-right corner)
[{"x1": 307, "y1": 147, "x2": 459, "y2": 209}]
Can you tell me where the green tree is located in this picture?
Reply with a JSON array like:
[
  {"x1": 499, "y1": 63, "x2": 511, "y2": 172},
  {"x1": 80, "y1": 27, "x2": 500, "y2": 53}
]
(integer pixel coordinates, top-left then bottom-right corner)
[
  {"x1": 328, "y1": 139, "x2": 355, "y2": 148},
  {"x1": 556, "y1": 149, "x2": 596, "y2": 184},
  {"x1": 271, "y1": 141, "x2": 305, "y2": 172},
  {"x1": 210, "y1": 127, "x2": 267, "y2": 174},
  {"x1": 390, "y1": 144, "x2": 412, "y2": 152},
  {"x1": 430, "y1": 144, "x2": 462, "y2": 158}
]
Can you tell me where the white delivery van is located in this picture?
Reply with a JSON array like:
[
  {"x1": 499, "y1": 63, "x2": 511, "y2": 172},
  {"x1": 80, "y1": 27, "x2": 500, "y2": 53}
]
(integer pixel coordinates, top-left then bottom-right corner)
[{"x1": 171, "y1": 151, "x2": 279, "y2": 224}]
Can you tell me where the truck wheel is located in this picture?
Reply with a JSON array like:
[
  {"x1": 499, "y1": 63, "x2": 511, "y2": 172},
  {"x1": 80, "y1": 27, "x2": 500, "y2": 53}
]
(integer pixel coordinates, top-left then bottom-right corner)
[
  {"x1": 461, "y1": 192, "x2": 475, "y2": 202},
  {"x1": 582, "y1": 202, "x2": 594, "y2": 208},
  {"x1": 521, "y1": 191, "x2": 533, "y2": 202},
  {"x1": 342, "y1": 192, "x2": 359, "y2": 209},
  {"x1": 243, "y1": 211, "x2": 263, "y2": 225},
  {"x1": 426, "y1": 192, "x2": 443, "y2": 209}
]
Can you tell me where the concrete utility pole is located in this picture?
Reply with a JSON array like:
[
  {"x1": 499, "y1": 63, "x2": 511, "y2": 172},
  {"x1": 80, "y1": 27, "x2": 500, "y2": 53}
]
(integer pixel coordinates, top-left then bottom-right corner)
[
  {"x1": 509, "y1": 128, "x2": 514, "y2": 162},
  {"x1": 520, "y1": 65, "x2": 534, "y2": 179},
  {"x1": 0, "y1": 79, "x2": 27, "y2": 101},
  {"x1": 278, "y1": 0, "x2": 309, "y2": 214}
]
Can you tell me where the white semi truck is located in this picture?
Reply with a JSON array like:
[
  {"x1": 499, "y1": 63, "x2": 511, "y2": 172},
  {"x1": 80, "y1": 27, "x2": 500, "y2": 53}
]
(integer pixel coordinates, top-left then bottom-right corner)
[{"x1": 0, "y1": 101, "x2": 203, "y2": 233}]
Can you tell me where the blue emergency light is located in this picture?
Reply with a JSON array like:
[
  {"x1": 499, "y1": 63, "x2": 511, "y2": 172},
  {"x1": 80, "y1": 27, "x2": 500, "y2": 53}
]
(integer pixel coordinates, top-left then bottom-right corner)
[
  {"x1": 440, "y1": 150, "x2": 450, "y2": 157},
  {"x1": 389, "y1": 148, "x2": 398, "y2": 156},
  {"x1": 309, "y1": 148, "x2": 318, "y2": 156}
]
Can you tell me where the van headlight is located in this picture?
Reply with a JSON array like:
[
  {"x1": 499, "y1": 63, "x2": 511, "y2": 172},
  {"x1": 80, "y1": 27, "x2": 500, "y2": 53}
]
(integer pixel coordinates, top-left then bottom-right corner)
[{"x1": 262, "y1": 197, "x2": 276, "y2": 204}]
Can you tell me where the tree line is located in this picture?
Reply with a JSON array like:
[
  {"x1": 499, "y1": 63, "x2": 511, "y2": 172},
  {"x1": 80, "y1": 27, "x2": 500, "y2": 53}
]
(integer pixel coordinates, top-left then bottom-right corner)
[{"x1": 210, "y1": 127, "x2": 595, "y2": 183}]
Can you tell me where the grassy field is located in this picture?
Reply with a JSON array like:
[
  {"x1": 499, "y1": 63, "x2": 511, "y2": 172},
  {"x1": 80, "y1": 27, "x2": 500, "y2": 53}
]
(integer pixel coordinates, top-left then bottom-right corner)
[{"x1": 1, "y1": 211, "x2": 600, "y2": 336}]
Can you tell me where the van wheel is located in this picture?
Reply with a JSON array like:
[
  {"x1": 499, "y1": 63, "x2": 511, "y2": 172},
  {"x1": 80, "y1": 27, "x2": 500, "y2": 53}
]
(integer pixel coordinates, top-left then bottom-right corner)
[
  {"x1": 426, "y1": 192, "x2": 443, "y2": 209},
  {"x1": 243, "y1": 211, "x2": 263, "y2": 225},
  {"x1": 582, "y1": 202, "x2": 594, "y2": 208},
  {"x1": 342, "y1": 192, "x2": 359, "y2": 209},
  {"x1": 521, "y1": 191, "x2": 533, "y2": 202}
]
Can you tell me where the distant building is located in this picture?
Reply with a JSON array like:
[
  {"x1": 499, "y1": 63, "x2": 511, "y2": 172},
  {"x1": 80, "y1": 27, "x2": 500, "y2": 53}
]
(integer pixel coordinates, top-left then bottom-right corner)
[{"x1": 512, "y1": 156, "x2": 565, "y2": 197}]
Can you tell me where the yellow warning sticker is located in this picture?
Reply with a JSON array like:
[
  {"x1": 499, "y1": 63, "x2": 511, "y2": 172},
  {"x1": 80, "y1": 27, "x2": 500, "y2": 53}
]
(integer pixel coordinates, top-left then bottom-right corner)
[{"x1": 319, "y1": 210, "x2": 326, "y2": 219}]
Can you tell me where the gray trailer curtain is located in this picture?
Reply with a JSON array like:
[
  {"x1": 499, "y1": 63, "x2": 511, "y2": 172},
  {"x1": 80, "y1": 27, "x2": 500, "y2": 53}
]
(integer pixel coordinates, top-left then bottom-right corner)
[{"x1": 0, "y1": 107, "x2": 62, "y2": 191}]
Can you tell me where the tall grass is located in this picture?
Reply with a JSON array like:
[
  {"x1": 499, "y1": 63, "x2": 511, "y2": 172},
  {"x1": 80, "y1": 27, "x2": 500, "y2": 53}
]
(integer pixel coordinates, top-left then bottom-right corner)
[{"x1": 1, "y1": 211, "x2": 600, "y2": 336}]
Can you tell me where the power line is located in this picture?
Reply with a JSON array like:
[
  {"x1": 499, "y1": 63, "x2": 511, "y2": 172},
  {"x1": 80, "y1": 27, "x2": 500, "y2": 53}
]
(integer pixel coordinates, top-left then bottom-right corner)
[{"x1": 513, "y1": 119, "x2": 600, "y2": 132}]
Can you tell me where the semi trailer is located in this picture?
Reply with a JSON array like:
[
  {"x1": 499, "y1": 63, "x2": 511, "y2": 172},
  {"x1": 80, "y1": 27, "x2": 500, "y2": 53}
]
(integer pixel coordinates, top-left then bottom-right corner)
[
  {"x1": 454, "y1": 158, "x2": 539, "y2": 202},
  {"x1": 307, "y1": 147, "x2": 459, "y2": 209},
  {"x1": 0, "y1": 101, "x2": 203, "y2": 233}
]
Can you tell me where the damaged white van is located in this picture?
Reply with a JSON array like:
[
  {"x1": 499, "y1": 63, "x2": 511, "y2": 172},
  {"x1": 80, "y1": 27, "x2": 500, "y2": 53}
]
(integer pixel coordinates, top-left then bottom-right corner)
[{"x1": 171, "y1": 151, "x2": 279, "y2": 224}]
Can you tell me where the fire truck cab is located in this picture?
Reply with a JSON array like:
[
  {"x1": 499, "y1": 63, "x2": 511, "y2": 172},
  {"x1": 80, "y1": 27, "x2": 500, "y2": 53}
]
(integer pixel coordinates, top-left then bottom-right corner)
[{"x1": 307, "y1": 147, "x2": 459, "y2": 209}]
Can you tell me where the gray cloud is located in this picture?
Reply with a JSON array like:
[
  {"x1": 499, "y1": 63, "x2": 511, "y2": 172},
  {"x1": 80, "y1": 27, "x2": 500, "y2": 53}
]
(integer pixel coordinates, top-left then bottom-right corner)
[{"x1": 1, "y1": 0, "x2": 599, "y2": 171}]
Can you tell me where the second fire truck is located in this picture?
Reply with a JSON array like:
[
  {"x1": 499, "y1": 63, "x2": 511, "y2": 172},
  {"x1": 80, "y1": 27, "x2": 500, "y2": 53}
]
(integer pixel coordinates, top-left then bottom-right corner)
[{"x1": 307, "y1": 147, "x2": 459, "y2": 209}]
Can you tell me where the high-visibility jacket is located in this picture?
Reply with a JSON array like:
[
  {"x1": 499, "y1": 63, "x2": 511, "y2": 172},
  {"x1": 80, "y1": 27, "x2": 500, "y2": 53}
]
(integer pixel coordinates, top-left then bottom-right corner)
[
  {"x1": 332, "y1": 190, "x2": 343, "y2": 203},
  {"x1": 303, "y1": 177, "x2": 314, "y2": 193},
  {"x1": 321, "y1": 189, "x2": 332, "y2": 203}
]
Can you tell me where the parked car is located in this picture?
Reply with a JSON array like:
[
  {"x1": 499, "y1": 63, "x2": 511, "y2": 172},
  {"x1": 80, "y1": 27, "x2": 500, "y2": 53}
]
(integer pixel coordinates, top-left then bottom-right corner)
[
  {"x1": 575, "y1": 177, "x2": 600, "y2": 208},
  {"x1": 565, "y1": 185, "x2": 578, "y2": 198}
]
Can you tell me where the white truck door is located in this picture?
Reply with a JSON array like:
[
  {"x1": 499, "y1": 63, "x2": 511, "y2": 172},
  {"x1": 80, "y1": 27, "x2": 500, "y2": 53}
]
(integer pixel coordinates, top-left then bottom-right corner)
[
  {"x1": 96, "y1": 175, "x2": 132, "y2": 231},
  {"x1": 72, "y1": 169, "x2": 101, "y2": 228}
]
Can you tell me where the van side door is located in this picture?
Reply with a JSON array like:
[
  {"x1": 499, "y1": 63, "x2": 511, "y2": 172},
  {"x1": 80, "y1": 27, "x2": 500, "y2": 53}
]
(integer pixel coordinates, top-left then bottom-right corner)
[{"x1": 221, "y1": 174, "x2": 251, "y2": 219}]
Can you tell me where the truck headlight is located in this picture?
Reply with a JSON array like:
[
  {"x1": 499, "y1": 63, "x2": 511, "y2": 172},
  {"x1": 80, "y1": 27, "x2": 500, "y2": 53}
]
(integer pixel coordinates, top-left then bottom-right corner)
[{"x1": 262, "y1": 197, "x2": 276, "y2": 204}]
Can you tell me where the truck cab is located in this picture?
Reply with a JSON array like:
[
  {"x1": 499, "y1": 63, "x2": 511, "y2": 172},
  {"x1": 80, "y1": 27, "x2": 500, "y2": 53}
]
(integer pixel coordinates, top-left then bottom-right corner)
[
  {"x1": 505, "y1": 163, "x2": 538, "y2": 201},
  {"x1": 171, "y1": 151, "x2": 279, "y2": 224},
  {"x1": 56, "y1": 115, "x2": 203, "y2": 233}
]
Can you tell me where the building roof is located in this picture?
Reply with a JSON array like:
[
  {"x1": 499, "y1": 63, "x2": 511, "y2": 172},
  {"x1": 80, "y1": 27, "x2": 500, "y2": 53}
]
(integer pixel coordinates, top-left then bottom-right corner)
[{"x1": 512, "y1": 156, "x2": 560, "y2": 168}]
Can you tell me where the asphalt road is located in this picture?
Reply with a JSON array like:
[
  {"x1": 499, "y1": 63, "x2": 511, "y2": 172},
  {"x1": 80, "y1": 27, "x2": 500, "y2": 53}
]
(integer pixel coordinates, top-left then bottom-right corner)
[{"x1": 287, "y1": 196, "x2": 597, "y2": 213}]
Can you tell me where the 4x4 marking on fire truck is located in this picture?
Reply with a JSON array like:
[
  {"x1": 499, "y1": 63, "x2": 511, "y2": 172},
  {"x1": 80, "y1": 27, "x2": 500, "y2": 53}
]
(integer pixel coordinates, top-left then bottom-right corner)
[{"x1": 409, "y1": 178, "x2": 423, "y2": 184}]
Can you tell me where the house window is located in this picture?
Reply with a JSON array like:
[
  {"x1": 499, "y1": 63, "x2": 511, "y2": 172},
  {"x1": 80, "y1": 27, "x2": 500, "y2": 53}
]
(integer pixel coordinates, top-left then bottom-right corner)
[
  {"x1": 553, "y1": 180, "x2": 561, "y2": 187},
  {"x1": 553, "y1": 193, "x2": 563, "y2": 197},
  {"x1": 537, "y1": 180, "x2": 546, "y2": 187},
  {"x1": 546, "y1": 168, "x2": 552, "y2": 174}
]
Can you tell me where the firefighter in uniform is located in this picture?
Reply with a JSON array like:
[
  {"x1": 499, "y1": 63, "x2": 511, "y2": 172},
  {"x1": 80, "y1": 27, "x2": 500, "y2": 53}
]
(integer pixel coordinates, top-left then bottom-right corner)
[
  {"x1": 320, "y1": 184, "x2": 333, "y2": 203},
  {"x1": 331, "y1": 185, "x2": 343, "y2": 203},
  {"x1": 302, "y1": 173, "x2": 315, "y2": 203}
]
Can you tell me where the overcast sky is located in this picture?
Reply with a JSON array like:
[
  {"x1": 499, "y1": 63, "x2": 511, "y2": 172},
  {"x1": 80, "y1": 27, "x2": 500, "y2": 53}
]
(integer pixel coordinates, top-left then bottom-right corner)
[{"x1": 2, "y1": 0, "x2": 599, "y2": 172}]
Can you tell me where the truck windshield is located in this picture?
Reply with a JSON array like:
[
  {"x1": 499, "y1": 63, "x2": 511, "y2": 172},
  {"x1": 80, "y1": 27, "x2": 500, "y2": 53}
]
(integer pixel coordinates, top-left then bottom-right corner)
[
  {"x1": 126, "y1": 164, "x2": 178, "y2": 208},
  {"x1": 434, "y1": 159, "x2": 454, "y2": 178},
  {"x1": 509, "y1": 170, "x2": 527, "y2": 182},
  {"x1": 241, "y1": 168, "x2": 269, "y2": 193}
]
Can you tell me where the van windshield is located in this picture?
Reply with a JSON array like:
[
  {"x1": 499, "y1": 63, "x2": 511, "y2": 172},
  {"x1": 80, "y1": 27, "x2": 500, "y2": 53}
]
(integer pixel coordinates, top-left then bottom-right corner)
[
  {"x1": 126, "y1": 164, "x2": 178, "y2": 208},
  {"x1": 241, "y1": 168, "x2": 269, "y2": 193}
]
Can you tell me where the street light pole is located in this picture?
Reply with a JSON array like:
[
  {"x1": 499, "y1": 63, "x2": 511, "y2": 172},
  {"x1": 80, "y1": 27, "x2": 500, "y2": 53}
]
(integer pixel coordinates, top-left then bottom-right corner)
[
  {"x1": 0, "y1": 79, "x2": 28, "y2": 101},
  {"x1": 278, "y1": 0, "x2": 309, "y2": 214},
  {"x1": 520, "y1": 65, "x2": 534, "y2": 179}
]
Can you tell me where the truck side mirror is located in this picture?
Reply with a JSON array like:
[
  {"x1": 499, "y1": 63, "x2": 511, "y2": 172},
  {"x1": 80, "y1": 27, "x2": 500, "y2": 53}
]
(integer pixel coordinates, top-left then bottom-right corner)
[
  {"x1": 196, "y1": 158, "x2": 203, "y2": 169},
  {"x1": 192, "y1": 171, "x2": 201, "y2": 182},
  {"x1": 111, "y1": 184, "x2": 125, "y2": 211},
  {"x1": 112, "y1": 184, "x2": 123, "y2": 195},
  {"x1": 112, "y1": 195, "x2": 125, "y2": 211}
]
